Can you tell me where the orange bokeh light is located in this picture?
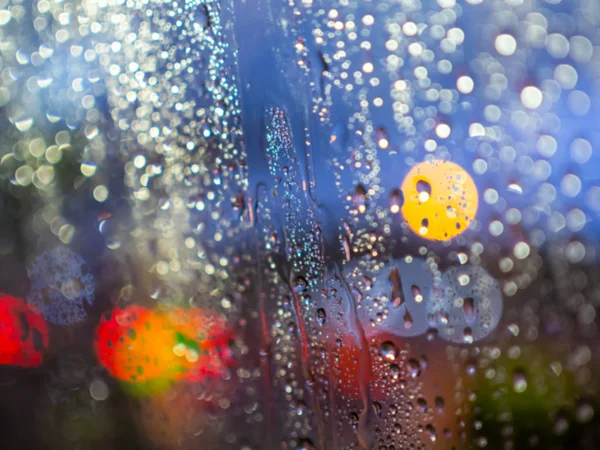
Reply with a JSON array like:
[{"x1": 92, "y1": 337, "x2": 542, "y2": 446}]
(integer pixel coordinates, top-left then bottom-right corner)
[
  {"x1": 401, "y1": 160, "x2": 478, "y2": 241},
  {"x1": 94, "y1": 304, "x2": 232, "y2": 391}
]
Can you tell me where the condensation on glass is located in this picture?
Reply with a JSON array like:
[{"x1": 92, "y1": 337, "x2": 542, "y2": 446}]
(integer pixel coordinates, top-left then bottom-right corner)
[{"x1": 0, "y1": 0, "x2": 599, "y2": 448}]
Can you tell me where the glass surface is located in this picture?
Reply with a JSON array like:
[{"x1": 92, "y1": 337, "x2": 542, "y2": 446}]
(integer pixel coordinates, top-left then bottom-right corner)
[{"x1": 0, "y1": 0, "x2": 599, "y2": 448}]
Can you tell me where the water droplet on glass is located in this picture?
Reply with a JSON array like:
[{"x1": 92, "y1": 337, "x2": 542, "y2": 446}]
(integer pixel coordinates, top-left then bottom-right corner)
[
  {"x1": 403, "y1": 308, "x2": 413, "y2": 330},
  {"x1": 416, "y1": 179, "x2": 432, "y2": 202},
  {"x1": 411, "y1": 285, "x2": 423, "y2": 303},
  {"x1": 388, "y1": 189, "x2": 404, "y2": 214},
  {"x1": 316, "y1": 308, "x2": 326, "y2": 325},
  {"x1": 293, "y1": 276, "x2": 308, "y2": 292},
  {"x1": 353, "y1": 184, "x2": 367, "y2": 214},
  {"x1": 380, "y1": 341, "x2": 398, "y2": 361},
  {"x1": 388, "y1": 267, "x2": 405, "y2": 308},
  {"x1": 408, "y1": 358, "x2": 421, "y2": 378}
]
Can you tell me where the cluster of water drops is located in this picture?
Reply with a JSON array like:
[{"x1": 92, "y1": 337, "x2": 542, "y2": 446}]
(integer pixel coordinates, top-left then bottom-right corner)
[
  {"x1": 316, "y1": 256, "x2": 503, "y2": 346},
  {"x1": 0, "y1": 0, "x2": 599, "y2": 447}
]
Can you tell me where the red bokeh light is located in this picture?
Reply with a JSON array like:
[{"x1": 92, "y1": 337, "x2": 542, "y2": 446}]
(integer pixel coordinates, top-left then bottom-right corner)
[{"x1": 0, "y1": 293, "x2": 49, "y2": 367}]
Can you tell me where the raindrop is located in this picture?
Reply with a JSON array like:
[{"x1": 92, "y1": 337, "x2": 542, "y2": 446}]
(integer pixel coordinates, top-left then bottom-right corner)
[
  {"x1": 388, "y1": 189, "x2": 404, "y2": 214},
  {"x1": 403, "y1": 308, "x2": 413, "y2": 330},
  {"x1": 435, "y1": 396, "x2": 445, "y2": 414},
  {"x1": 426, "y1": 423, "x2": 437, "y2": 442},
  {"x1": 376, "y1": 128, "x2": 389, "y2": 149},
  {"x1": 463, "y1": 297, "x2": 475, "y2": 323},
  {"x1": 193, "y1": 5, "x2": 210, "y2": 30},
  {"x1": 388, "y1": 267, "x2": 405, "y2": 308},
  {"x1": 380, "y1": 341, "x2": 398, "y2": 361},
  {"x1": 293, "y1": 276, "x2": 308, "y2": 292},
  {"x1": 463, "y1": 327, "x2": 473, "y2": 344},
  {"x1": 372, "y1": 401, "x2": 383, "y2": 417},
  {"x1": 353, "y1": 184, "x2": 368, "y2": 213},
  {"x1": 416, "y1": 179, "x2": 432, "y2": 202},
  {"x1": 316, "y1": 308, "x2": 326, "y2": 325},
  {"x1": 408, "y1": 358, "x2": 421, "y2": 378},
  {"x1": 411, "y1": 285, "x2": 423, "y2": 303}
]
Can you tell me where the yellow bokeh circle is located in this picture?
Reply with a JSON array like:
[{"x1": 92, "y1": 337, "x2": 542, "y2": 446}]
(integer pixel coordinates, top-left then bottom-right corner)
[{"x1": 400, "y1": 160, "x2": 478, "y2": 241}]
